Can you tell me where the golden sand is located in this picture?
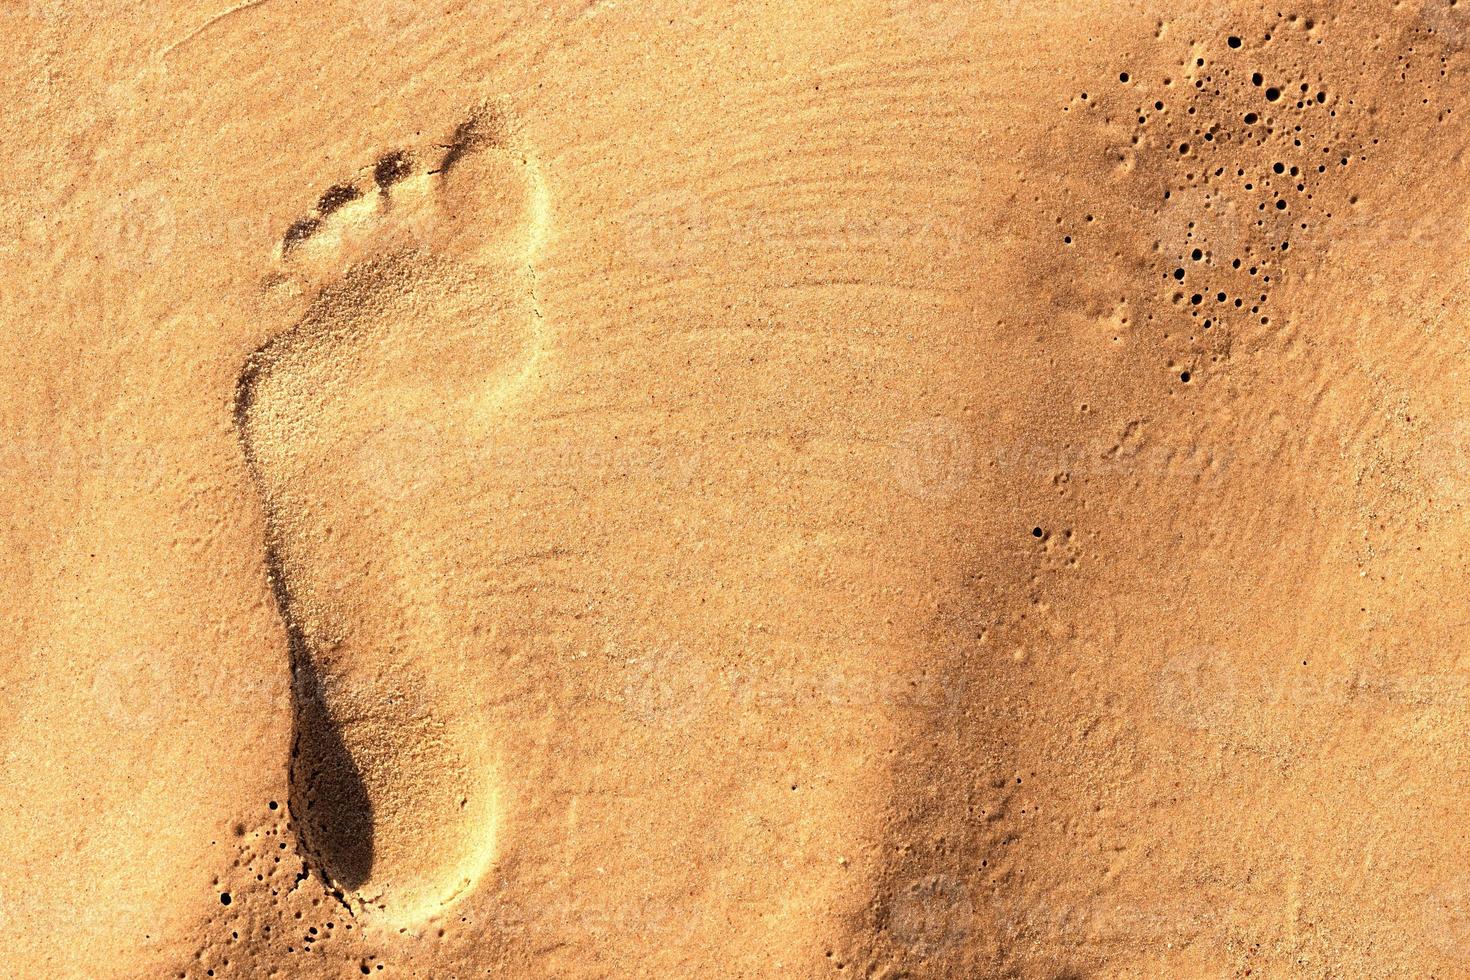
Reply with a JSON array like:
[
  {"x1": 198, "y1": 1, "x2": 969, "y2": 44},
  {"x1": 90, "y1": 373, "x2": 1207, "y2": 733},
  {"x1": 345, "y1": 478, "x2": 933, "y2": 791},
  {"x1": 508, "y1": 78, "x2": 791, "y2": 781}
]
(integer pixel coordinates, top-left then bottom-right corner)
[{"x1": 6, "y1": 1, "x2": 1470, "y2": 976}]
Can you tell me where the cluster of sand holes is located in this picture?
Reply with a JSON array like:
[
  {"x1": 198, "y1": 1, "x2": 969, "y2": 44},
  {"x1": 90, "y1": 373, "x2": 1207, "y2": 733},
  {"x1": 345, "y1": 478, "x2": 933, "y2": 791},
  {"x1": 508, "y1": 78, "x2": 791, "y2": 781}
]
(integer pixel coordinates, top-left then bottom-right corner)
[
  {"x1": 170, "y1": 800, "x2": 407, "y2": 978},
  {"x1": 1061, "y1": 14, "x2": 1387, "y2": 387}
]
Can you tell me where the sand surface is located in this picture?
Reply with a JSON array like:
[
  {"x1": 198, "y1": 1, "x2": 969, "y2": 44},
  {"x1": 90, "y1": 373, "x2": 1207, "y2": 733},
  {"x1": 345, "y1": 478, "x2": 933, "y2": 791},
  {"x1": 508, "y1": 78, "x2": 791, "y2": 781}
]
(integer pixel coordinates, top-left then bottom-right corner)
[{"x1": 5, "y1": 1, "x2": 1470, "y2": 976}]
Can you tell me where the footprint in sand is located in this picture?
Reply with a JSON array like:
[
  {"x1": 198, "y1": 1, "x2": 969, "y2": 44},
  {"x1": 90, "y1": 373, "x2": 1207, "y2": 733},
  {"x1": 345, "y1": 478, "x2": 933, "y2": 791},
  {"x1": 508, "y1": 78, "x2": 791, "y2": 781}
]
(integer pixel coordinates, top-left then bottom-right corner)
[{"x1": 233, "y1": 100, "x2": 547, "y2": 921}]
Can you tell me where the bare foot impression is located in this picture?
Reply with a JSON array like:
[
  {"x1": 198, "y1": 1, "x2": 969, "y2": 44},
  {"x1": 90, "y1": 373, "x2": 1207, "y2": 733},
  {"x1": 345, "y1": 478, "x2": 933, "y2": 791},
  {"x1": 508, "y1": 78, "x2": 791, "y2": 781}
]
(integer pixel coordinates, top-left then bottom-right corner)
[{"x1": 234, "y1": 100, "x2": 547, "y2": 923}]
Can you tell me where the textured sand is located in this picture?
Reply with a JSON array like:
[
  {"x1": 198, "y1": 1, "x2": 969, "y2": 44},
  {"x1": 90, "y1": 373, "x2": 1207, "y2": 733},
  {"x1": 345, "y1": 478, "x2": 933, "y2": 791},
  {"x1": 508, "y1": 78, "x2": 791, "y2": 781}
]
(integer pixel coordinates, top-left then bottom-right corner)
[{"x1": 5, "y1": 0, "x2": 1470, "y2": 976}]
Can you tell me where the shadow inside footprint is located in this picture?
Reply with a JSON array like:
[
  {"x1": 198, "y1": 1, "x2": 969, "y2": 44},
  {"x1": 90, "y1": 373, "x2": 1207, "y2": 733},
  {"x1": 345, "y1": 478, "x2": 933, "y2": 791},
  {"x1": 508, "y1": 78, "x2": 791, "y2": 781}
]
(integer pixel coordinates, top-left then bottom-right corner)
[
  {"x1": 288, "y1": 641, "x2": 375, "y2": 893},
  {"x1": 236, "y1": 363, "x2": 375, "y2": 897}
]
